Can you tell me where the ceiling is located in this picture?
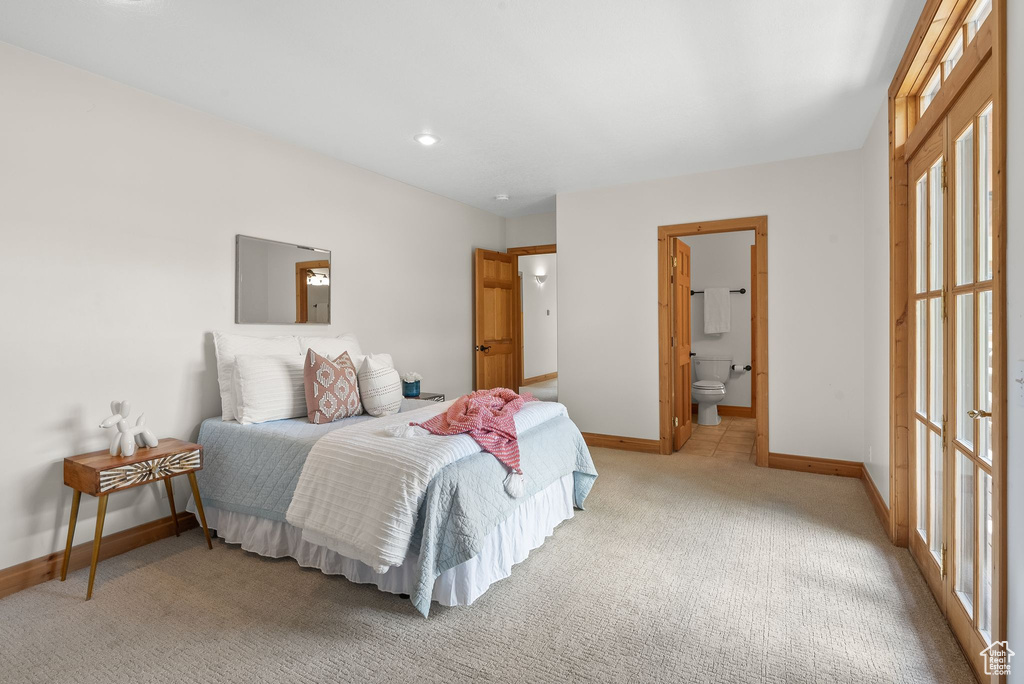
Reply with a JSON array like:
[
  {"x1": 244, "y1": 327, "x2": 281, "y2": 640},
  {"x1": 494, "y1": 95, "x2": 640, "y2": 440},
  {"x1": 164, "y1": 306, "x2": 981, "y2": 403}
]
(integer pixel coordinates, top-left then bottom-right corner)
[{"x1": 0, "y1": 0, "x2": 924, "y2": 217}]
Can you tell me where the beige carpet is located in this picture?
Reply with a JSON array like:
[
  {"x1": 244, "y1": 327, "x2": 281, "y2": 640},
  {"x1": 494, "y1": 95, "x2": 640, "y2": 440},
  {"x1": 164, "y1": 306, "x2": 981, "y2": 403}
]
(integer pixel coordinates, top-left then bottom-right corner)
[{"x1": 0, "y1": 449, "x2": 973, "y2": 683}]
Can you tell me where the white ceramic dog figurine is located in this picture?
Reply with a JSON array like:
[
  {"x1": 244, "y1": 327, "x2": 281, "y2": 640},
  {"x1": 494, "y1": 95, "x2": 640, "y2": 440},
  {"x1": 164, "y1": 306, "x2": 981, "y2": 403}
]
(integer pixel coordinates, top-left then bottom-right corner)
[{"x1": 99, "y1": 400, "x2": 159, "y2": 457}]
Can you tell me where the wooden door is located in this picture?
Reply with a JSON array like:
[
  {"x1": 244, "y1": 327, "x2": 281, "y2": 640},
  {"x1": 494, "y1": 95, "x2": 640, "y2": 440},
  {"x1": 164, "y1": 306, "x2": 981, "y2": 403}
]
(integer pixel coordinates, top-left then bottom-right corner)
[
  {"x1": 908, "y1": 54, "x2": 999, "y2": 676},
  {"x1": 673, "y1": 240, "x2": 693, "y2": 450},
  {"x1": 942, "y1": 56, "x2": 998, "y2": 670},
  {"x1": 749, "y1": 245, "x2": 757, "y2": 418},
  {"x1": 907, "y1": 120, "x2": 947, "y2": 609},
  {"x1": 474, "y1": 249, "x2": 516, "y2": 390}
]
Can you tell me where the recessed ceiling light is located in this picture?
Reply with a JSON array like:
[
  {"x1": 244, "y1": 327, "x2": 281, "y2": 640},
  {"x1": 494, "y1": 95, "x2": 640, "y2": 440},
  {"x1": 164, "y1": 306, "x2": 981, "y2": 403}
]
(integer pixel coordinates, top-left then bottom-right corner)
[
  {"x1": 495, "y1": 194, "x2": 510, "y2": 201},
  {"x1": 414, "y1": 133, "x2": 439, "y2": 146}
]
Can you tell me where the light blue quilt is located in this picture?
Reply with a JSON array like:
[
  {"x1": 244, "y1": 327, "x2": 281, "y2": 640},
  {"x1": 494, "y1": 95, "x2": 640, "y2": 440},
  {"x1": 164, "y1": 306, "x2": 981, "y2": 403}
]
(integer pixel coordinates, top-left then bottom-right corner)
[{"x1": 194, "y1": 401, "x2": 597, "y2": 616}]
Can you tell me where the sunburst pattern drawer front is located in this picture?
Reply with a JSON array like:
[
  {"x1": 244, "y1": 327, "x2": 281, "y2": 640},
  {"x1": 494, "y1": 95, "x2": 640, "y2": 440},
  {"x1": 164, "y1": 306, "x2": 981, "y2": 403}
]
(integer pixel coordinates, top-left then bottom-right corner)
[{"x1": 98, "y1": 449, "x2": 202, "y2": 493}]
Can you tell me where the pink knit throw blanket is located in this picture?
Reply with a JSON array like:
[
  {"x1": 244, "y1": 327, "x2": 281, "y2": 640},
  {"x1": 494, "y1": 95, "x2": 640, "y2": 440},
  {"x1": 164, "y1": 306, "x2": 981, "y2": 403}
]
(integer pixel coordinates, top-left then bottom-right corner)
[{"x1": 412, "y1": 388, "x2": 533, "y2": 496}]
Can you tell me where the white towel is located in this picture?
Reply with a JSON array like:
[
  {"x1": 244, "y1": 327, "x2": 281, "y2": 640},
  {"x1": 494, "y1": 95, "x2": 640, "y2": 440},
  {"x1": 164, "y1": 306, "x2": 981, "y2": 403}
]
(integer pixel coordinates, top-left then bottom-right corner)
[{"x1": 703, "y1": 288, "x2": 731, "y2": 334}]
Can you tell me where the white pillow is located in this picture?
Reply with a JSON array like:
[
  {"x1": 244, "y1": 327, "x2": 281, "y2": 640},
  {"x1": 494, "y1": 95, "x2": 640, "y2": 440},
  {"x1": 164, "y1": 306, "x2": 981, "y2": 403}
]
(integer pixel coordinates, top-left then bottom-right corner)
[
  {"x1": 213, "y1": 333, "x2": 301, "y2": 421},
  {"x1": 357, "y1": 354, "x2": 402, "y2": 417},
  {"x1": 297, "y1": 333, "x2": 362, "y2": 361},
  {"x1": 232, "y1": 355, "x2": 307, "y2": 425},
  {"x1": 357, "y1": 352, "x2": 392, "y2": 369}
]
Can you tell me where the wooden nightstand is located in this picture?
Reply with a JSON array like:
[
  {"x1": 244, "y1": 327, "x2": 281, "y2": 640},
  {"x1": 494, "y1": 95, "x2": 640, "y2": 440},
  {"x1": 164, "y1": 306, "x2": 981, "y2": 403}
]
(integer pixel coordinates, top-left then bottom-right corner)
[
  {"x1": 61, "y1": 438, "x2": 213, "y2": 599},
  {"x1": 414, "y1": 392, "x2": 445, "y2": 402}
]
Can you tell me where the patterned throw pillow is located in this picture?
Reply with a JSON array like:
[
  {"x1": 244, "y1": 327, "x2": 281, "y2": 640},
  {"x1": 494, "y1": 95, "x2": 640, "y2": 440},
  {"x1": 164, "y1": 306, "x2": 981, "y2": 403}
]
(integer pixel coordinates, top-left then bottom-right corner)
[
  {"x1": 303, "y1": 349, "x2": 363, "y2": 424},
  {"x1": 357, "y1": 354, "x2": 403, "y2": 417}
]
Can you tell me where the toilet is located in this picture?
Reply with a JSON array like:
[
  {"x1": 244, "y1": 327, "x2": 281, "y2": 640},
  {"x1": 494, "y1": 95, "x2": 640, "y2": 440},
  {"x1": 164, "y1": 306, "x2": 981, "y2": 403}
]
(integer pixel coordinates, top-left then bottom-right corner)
[{"x1": 691, "y1": 355, "x2": 732, "y2": 426}]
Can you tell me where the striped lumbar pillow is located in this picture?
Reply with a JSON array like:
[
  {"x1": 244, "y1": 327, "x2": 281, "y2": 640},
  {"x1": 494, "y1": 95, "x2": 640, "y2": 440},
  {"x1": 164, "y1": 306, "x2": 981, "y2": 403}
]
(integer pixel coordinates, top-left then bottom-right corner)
[
  {"x1": 233, "y1": 354, "x2": 308, "y2": 425},
  {"x1": 357, "y1": 354, "x2": 403, "y2": 417}
]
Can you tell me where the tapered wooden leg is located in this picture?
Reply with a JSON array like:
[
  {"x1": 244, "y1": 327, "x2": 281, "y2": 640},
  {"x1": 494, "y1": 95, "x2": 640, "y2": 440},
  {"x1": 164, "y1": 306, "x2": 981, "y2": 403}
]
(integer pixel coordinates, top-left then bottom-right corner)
[
  {"x1": 60, "y1": 490, "x2": 81, "y2": 582},
  {"x1": 86, "y1": 494, "x2": 108, "y2": 600},
  {"x1": 164, "y1": 479, "x2": 179, "y2": 537},
  {"x1": 187, "y1": 471, "x2": 212, "y2": 550}
]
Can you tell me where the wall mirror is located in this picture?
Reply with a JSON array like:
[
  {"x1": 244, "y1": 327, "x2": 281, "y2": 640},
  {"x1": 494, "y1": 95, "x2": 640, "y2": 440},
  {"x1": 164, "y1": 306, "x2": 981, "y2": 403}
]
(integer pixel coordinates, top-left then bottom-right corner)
[{"x1": 235, "y1": 235, "x2": 331, "y2": 324}]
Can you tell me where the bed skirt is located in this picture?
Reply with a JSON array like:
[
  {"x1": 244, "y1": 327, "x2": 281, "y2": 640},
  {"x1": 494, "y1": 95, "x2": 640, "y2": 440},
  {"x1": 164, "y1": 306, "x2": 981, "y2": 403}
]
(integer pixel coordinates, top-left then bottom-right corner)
[{"x1": 186, "y1": 473, "x2": 575, "y2": 608}]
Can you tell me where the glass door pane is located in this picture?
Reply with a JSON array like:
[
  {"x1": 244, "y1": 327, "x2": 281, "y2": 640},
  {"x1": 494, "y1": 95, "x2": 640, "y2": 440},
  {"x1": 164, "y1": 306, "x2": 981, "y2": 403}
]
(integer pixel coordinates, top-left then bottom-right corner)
[
  {"x1": 955, "y1": 453, "x2": 975, "y2": 612},
  {"x1": 917, "y1": 300, "x2": 928, "y2": 415},
  {"x1": 955, "y1": 126, "x2": 974, "y2": 285},
  {"x1": 978, "y1": 105, "x2": 993, "y2": 281},
  {"x1": 930, "y1": 429, "x2": 944, "y2": 560},
  {"x1": 930, "y1": 297, "x2": 943, "y2": 422},
  {"x1": 979, "y1": 469, "x2": 993, "y2": 641},
  {"x1": 916, "y1": 175, "x2": 929, "y2": 292},
  {"x1": 929, "y1": 160, "x2": 944, "y2": 291},
  {"x1": 955, "y1": 293, "x2": 974, "y2": 448},
  {"x1": 978, "y1": 289, "x2": 993, "y2": 465},
  {"x1": 917, "y1": 421, "x2": 929, "y2": 538}
]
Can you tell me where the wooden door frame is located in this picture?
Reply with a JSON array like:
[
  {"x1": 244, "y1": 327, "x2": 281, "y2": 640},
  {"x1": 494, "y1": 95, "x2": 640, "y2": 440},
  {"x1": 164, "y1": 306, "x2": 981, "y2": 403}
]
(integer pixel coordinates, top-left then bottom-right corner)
[
  {"x1": 657, "y1": 217, "x2": 768, "y2": 462},
  {"x1": 294, "y1": 259, "x2": 330, "y2": 324},
  {"x1": 888, "y1": 0, "x2": 1007, "y2": 674},
  {"x1": 508, "y1": 244, "x2": 557, "y2": 390}
]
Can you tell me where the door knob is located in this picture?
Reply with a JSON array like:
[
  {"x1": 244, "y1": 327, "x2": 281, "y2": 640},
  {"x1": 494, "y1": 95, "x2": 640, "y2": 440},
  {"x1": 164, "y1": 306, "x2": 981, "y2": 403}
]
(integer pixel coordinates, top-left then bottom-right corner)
[
  {"x1": 967, "y1": 409, "x2": 991, "y2": 419},
  {"x1": 475, "y1": 345, "x2": 491, "y2": 352}
]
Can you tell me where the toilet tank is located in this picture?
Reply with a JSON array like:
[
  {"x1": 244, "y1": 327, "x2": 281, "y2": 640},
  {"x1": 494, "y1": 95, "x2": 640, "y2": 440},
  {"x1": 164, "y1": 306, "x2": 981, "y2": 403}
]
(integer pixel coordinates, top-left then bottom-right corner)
[{"x1": 693, "y1": 355, "x2": 733, "y2": 383}]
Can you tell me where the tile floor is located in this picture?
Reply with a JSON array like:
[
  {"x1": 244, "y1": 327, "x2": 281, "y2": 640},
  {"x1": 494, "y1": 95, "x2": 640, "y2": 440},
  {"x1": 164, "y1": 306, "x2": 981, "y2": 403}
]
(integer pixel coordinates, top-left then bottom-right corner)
[{"x1": 679, "y1": 415, "x2": 757, "y2": 461}]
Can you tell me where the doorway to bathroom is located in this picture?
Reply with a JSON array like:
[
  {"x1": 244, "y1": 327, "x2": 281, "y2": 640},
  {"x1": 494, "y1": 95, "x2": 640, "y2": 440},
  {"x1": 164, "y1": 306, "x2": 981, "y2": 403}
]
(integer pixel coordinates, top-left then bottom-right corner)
[
  {"x1": 657, "y1": 217, "x2": 768, "y2": 464},
  {"x1": 681, "y1": 230, "x2": 757, "y2": 421}
]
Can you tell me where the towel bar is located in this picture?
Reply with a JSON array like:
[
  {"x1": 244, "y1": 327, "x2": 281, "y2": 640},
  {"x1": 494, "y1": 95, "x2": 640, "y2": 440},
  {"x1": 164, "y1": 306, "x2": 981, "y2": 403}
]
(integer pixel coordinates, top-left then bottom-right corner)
[{"x1": 691, "y1": 288, "x2": 746, "y2": 295}]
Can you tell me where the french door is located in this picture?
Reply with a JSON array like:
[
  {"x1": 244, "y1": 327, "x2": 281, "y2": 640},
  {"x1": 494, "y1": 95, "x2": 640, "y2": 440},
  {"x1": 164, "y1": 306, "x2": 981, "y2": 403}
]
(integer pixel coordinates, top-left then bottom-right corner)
[{"x1": 908, "y1": 57, "x2": 997, "y2": 670}]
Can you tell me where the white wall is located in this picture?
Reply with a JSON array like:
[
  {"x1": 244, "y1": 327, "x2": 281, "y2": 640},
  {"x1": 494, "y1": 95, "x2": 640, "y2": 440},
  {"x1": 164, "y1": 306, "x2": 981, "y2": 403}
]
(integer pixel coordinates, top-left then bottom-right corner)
[
  {"x1": 1006, "y1": 0, "x2": 1023, "y2": 677},
  {"x1": 861, "y1": 103, "x2": 892, "y2": 504},
  {"x1": 680, "y1": 231, "x2": 756, "y2": 407},
  {"x1": 506, "y1": 212, "x2": 556, "y2": 248},
  {"x1": 519, "y1": 254, "x2": 558, "y2": 379},
  {"x1": 0, "y1": 42, "x2": 505, "y2": 570},
  {"x1": 557, "y1": 149, "x2": 867, "y2": 460}
]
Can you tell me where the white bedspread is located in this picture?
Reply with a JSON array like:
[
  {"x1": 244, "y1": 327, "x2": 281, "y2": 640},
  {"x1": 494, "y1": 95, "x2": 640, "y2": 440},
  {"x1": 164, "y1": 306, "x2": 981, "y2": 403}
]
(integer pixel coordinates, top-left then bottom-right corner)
[{"x1": 285, "y1": 399, "x2": 568, "y2": 573}]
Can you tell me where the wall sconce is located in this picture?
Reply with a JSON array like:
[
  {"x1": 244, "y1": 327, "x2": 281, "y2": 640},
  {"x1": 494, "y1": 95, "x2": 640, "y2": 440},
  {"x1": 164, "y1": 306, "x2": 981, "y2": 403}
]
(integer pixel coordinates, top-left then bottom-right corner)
[
  {"x1": 535, "y1": 274, "x2": 548, "y2": 285},
  {"x1": 306, "y1": 270, "x2": 330, "y2": 287}
]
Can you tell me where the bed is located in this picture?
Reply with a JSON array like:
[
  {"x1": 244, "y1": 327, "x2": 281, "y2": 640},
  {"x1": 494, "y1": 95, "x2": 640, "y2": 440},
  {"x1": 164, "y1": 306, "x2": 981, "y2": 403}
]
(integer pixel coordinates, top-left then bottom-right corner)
[{"x1": 186, "y1": 397, "x2": 597, "y2": 616}]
